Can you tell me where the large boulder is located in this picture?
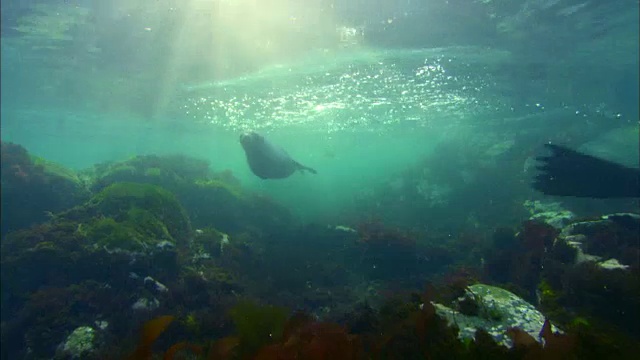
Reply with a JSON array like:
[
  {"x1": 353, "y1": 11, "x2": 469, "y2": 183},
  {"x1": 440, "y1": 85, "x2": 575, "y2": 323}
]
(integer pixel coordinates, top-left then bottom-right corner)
[
  {"x1": 0, "y1": 182, "x2": 193, "y2": 359},
  {"x1": 1, "y1": 141, "x2": 90, "y2": 237},
  {"x1": 86, "y1": 154, "x2": 293, "y2": 235},
  {"x1": 1, "y1": 182, "x2": 191, "y2": 299},
  {"x1": 434, "y1": 284, "x2": 561, "y2": 347}
]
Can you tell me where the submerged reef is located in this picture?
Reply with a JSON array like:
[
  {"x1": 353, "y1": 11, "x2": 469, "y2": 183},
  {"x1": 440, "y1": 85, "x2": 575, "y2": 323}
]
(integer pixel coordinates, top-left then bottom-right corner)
[
  {"x1": 0, "y1": 182, "x2": 193, "y2": 359},
  {"x1": 539, "y1": 213, "x2": 640, "y2": 339},
  {"x1": 483, "y1": 220, "x2": 558, "y2": 299},
  {"x1": 482, "y1": 212, "x2": 640, "y2": 349},
  {"x1": 86, "y1": 154, "x2": 293, "y2": 234},
  {"x1": 56, "y1": 325, "x2": 97, "y2": 359},
  {"x1": 1, "y1": 181, "x2": 191, "y2": 290},
  {"x1": 1, "y1": 146, "x2": 639, "y2": 359},
  {"x1": 0, "y1": 150, "x2": 301, "y2": 360},
  {"x1": 85, "y1": 182, "x2": 192, "y2": 251},
  {"x1": 121, "y1": 288, "x2": 637, "y2": 360},
  {"x1": 435, "y1": 284, "x2": 561, "y2": 347},
  {"x1": 1, "y1": 141, "x2": 90, "y2": 237},
  {"x1": 523, "y1": 200, "x2": 575, "y2": 229}
]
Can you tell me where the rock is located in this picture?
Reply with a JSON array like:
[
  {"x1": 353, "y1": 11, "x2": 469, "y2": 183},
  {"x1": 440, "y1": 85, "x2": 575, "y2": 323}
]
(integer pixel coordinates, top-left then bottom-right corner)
[
  {"x1": 598, "y1": 258, "x2": 630, "y2": 271},
  {"x1": 131, "y1": 297, "x2": 160, "y2": 312},
  {"x1": 524, "y1": 200, "x2": 575, "y2": 229},
  {"x1": 144, "y1": 276, "x2": 169, "y2": 293},
  {"x1": 559, "y1": 212, "x2": 639, "y2": 269},
  {"x1": 56, "y1": 326, "x2": 95, "y2": 359},
  {"x1": 0, "y1": 183, "x2": 189, "y2": 297},
  {"x1": 86, "y1": 154, "x2": 292, "y2": 236},
  {"x1": 433, "y1": 284, "x2": 560, "y2": 347},
  {"x1": 1, "y1": 141, "x2": 90, "y2": 237}
]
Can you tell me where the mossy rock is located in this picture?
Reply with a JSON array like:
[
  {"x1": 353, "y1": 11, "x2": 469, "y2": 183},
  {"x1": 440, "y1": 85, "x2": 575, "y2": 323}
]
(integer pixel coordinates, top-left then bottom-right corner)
[
  {"x1": 191, "y1": 228, "x2": 224, "y2": 258},
  {"x1": 87, "y1": 154, "x2": 212, "y2": 193},
  {"x1": 180, "y1": 181, "x2": 292, "y2": 236},
  {"x1": 1, "y1": 142, "x2": 90, "y2": 236},
  {"x1": 83, "y1": 153, "x2": 293, "y2": 237},
  {"x1": 3, "y1": 280, "x2": 121, "y2": 360},
  {"x1": 85, "y1": 155, "x2": 273, "y2": 234},
  {"x1": 193, "y1": 179, "x2": 244, "y2": 200},
  {"x1": 203, "y1": 265, "x2": 240, "y2": 292},
  {"x1": 178, "y1": 180, "x2": 247, "y2": 232},
  {"x1": 89, "y1": 182, "x2": 192, "y2": 246},
  {"x1": 144, "y1": 167, "x2": 162, "y2": 177},
  {"x1": 0, "y1": 183, "x2": 190, "y2": 300},
  {"x1": 71, "y1": 182, "x2": 192, "y2": 251},
  {"x1": 31, "y1": 155, "x2": 85, "y2": 187},
  {"x1": 87, "y1": 216, "x2": 161, "y2": 252},
  {"x1": 98, "y1": 163, "x2": 137, "y2": 179}
]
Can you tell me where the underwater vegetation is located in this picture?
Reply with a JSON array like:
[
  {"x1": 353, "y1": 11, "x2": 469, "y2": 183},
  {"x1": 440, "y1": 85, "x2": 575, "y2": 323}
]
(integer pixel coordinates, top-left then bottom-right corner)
[
  {"x1": 538, "y1": 214, "x2": 640, "y2": 340},
  {"x1": 481, "y1": 214, "x2": 640, "y2": 347},
  {"x1": 86, "y1": 154, "x2": 292, "y2": 235},
  {"x1": 122, "y1": 288, "x2": 638, "y2": 360},
  {"x1": 1, "y1": 181, "x2": 190, "y2": 292},
  {"x1": 0, "y1": 181, "x2": 194, "y2": 359},
  {"x1": 1, "y1": 145, "x2": 639, "y2": 360},
  {"x1": 88, "y1": 154, "x2": 215, "y2": 193},
  {"x1": 1, "y1": 141, "x2": 90, "y2": 237},
  {"x1": 356, "y1": 217, "x2": 420, "y2": 281},
  {"x1": 0, "y1": 147, "x2": 298, "y2": 360},
  {"x1": 483, "y1": 220, "x2": 558, "y2": 299}
]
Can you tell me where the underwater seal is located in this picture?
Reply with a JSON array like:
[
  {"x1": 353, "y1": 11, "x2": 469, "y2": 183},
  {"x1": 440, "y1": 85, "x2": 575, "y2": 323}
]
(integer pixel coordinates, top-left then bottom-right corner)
[{"x1": 239, "y1": 132, "x2": 317, "y2": 179}]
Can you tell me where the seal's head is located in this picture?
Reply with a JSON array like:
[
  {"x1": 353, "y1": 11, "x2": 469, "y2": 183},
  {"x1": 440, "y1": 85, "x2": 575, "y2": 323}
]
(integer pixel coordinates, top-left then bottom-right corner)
[{"x1": 240, "y1": 131, "x2": 264, "y2": 151}]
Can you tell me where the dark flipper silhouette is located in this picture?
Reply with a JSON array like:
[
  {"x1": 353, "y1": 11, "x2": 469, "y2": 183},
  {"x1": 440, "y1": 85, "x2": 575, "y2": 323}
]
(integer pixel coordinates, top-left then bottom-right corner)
[
  {"x1": 533, "y1": 144, "x2": 639, "y2": 198},
  {"x1": 294, "y1": 161, "x2": 317, "y2": 175}
]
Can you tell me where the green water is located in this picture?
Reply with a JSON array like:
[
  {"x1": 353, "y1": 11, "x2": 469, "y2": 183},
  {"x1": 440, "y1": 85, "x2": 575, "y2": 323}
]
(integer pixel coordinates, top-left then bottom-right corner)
[{"x1": 1, "y1": 0, "x2": 638, "y2": 223}]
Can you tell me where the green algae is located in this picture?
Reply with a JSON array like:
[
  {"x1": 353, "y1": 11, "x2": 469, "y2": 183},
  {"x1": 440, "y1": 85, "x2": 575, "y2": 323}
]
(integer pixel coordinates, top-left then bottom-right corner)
[
  {"x1": 143, "y1": 167, "x2": 162, "y2": 177},
  {"x1": 31, "y1": 155, "x2": 83, "y2": 185},
  {"x1": 90, "y1": 182, "x2": 191, "y2": 246}
]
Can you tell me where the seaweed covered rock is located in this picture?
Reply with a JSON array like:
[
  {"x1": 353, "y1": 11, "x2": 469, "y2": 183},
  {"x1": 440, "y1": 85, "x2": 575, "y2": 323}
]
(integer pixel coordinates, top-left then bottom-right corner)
[
  {"x1": 87, "y1": 154, "x2": 218, "y2": 193},
  {"x1": 539, "y1": 213, "x2": 640, "y2": 340},
  {"x1": 0, "y1": 182, "x2": 194, "y2": 359},
  {"x1": 480, "y1": 214, "x2": 640, "y2": 344},
  {"x1": 184, "y1": 228, "x2": 249, "y2": 293},
  {"x1": 55, "y1": 325, "x2": 102, "y2": 359},
  {"x1": 558, "y1": 213, "x2": 640, "y2": 268},
  {"x1": 483, "y1": 221, "x2": 558, "y2": 300},
  {"x1": 178, "y1": 179, "x2": 250, "y2": 233},
  {"x1": 97, "y1": 286, "x2": 639, "y2": 359},
  {"x1": 434, "y1": 284, "x2": 561, "y2": 347},
  {"x1": 83, "y1": 182, "x2": 192, "y2": 251},
  {"x1": 523, "y1": 200, "x2": 575, "y2": 229},
  {"x1": 1, "y1": 141, "x2": 90, "y2": 237},
  {"x1": 1, "y1": 280, "x2": 123, "y2": 360},
  {"x1": 86, "y1": 154, "x2": 293, "y2": 235},
  {"x1": 1, "y1": 182, "x2": 191, "y2": 301},
  {"x1": 355, "y1": 218, "x2": 421, "y2": 280}
]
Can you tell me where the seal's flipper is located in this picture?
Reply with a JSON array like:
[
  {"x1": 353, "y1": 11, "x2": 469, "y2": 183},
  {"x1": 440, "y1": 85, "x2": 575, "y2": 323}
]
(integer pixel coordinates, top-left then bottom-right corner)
[
  {"x1": 304, "y1": 166, "x2": 318, "y2": 175},
  {"x1": 533, "y1": 144, "x2": 639, "y2": 198},
  {"x1": 295, "y1": 161, "x2": 317, "y2": 175}
]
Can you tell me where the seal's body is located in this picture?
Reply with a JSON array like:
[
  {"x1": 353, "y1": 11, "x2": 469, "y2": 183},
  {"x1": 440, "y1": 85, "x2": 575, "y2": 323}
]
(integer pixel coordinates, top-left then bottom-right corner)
[{"x1": 240, "y1": 132, "x2": 317, "y2": 179}]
